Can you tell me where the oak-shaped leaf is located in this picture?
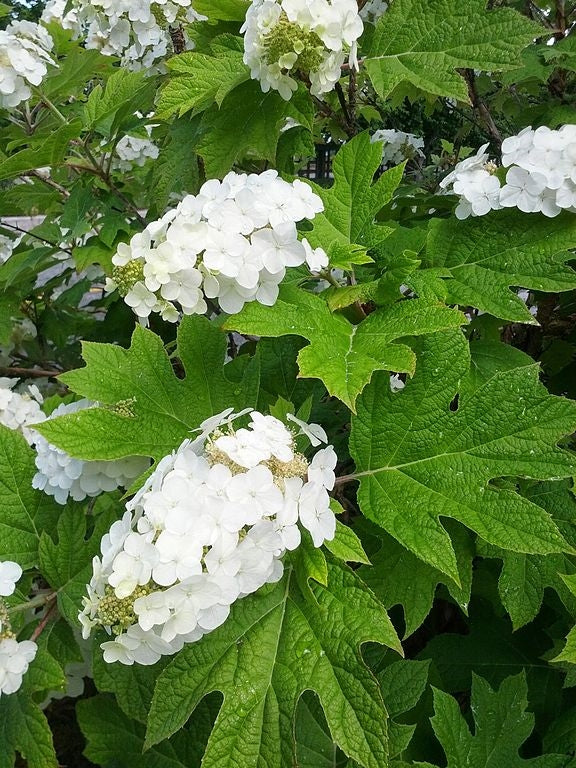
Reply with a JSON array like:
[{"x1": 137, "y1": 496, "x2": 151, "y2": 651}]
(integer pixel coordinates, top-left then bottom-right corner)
[
  {"x1": 416, "y1": 212, "x2": 576, "y2": 323},
  {"x1": 0, "y1": 425, "x2": 61, "y2": 569},
  {"x1": 364, "y1": 0, "x2": 539, "y2": 101},
  {"x1": 350, "y1": 331, "x2": 576, "y2": 582},
  {"x1": 0, "y1": 649, "x2": 64, "y2": 768},
  {"x1": 225, "y1": 286, "x2": 466, "y2": 410},
  {"x1": 304, "y1": 132, "x2": 405, "y2": 262},
  {"x1": 430, "y1": 673, "x2": 566, "y2": 767},
  {"x1": 145, "y1": 558, "x2": 401, "y2": 768},
  {"x1": 33, "y1": 315, "x2": 258, "y2": 462},
  {"x1": 478, "y1": 480, "x2": 576, "y2": 630}
]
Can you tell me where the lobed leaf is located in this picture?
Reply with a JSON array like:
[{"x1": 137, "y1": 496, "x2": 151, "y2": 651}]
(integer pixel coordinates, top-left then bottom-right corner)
[
  {"x1": 350, "y1": 331, "x2": 576, "y2": 582},
  {"x1": 364, "y1": 0, "x2": 540, "y2": 101},
  {"x1": 225, "y1": 286, "x2": 466, "y2": 410},
  {"x1": 146, "y1": 559, "x2": 400, "y2": 768}
]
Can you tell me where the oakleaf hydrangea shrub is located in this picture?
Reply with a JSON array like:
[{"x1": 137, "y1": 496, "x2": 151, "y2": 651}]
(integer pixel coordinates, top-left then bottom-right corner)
[
  {"x1": 79, "y1": 409, "x2": 337, "y2": 665},
  {"x1": 1, "y1": 0, "x2": 576, "y2": 766}
]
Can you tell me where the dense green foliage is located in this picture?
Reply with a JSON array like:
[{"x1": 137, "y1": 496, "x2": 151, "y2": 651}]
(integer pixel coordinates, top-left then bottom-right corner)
[{"x1": 1, "y1": 0, "x2": 576, "y2": 766}]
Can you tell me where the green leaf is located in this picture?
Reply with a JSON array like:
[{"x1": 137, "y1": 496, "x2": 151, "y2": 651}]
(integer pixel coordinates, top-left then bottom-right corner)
[
  {"x1": 0, "y1": 292, "x2": 24, "y2": 345},
  {"x1": 34, "y1": 315, "x2": 251, "y2": 462},
  {"x1": 38, "y1": 504, "x2": 117, "y2": 627},
  {"x1": 146, "y1": 559, "x2": 401, "y2": 768},
  {"x1": 225, "y1": 286, "x2": 466, "y2": 410},
  {"x1": 194, "y1": 0, "x2": 250, "y2": 20},
  {"x1": 83, "y1": 69, "x2": 156, "y2": 134},
  {"x1": 324, "y1": 520, "x2": 371, "y2": 565},
  {"x1": 544, "y1": 707, "x2": 576, "y2": 755},
  {"x1": 359, "y1": 524, "x2": 473, "y2": 637},
  {"x1": 551, "y1": 573, "x2": 576, "y2": 665},
  {"x1": 462, "y1": 339, "x2": 536, "y2": 401},
  {"x1": 158, "y1": 45, "x2": 249, "y2": 117},
  {"x1": 78, "y1": 695, "x2": 218, "y2": 768},
  {"x1": 419, "y1": 590, "x2": 567, "y2": 730},
  {"x1": 350, "y1": 331, "x2": 576, "y2": 582},
  {"x1": 92, "y1": 647, "x2": 170, "y2": 723},
  {"x1": 0, "y1": 425, "x2": 61, "y2": 569},
  {"x1": 379, "y1": 659, "x2": 430, "y2": 718},
  {"x1": 43, "y1": 47, "x2": 111, "y2": 102},
  {"x1": 478, "y1": 480, "x2": 576, "y2": 630},
  {"x1": 0, "y1": 122, "x2": 81, "y2": 182},
  {"x1": 0, "y1": 650, "x2": 63, "y2": 768},
  {"x1": 305, "y1": 133, "x2": 404, "y2": 257},
  {"x1": 379, "y1": 659, "x2": 430, "y2": 759},
  {"x1": 364, "y1": 0, "x2": 540, "y2": 101},
  {"x1": 149, "y1": 117, "x2": 202, "y2": 214},
  {"x1": 197, "y1": 81, "x2": 313, "y2": 178},
  {"x1": 430, "y1": 673, "x2": 566, "y2": 767},
  {"x1": 422, "y1": 211, "x2": 576, "y2": 323},
  {"x1": 295, "y1": 693, "x2": 350, "y2": 768}
]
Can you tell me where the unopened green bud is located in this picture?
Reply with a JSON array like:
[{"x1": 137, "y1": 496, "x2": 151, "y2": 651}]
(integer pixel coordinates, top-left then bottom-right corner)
[
  {"x1": 263, "y1": 13, "x2": 324, "y2": 73},
  {"x1": 96, "y1": 583, "x2": 153, "y2": 635},
  {"x1": 112, "y1": 261, "x2": 145, "y2": 297}
]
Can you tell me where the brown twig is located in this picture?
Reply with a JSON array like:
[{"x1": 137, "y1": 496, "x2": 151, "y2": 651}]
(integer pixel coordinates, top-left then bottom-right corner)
[
  {"x1": 334, "y1": 83, "x2": 355, "y2": 138},
  {"x1": 0, "y1": 221, "x2": 72, "y2": 254},
  {"x1": 0, "y1": 366, "x2": 62, "y2": 378},
  {"x1": 30, "y1": 600, "x2": 58, "y2": 642},
  {"x1": 462, "y1": 69, "x2": 502, "y2": 147},
  {"x1": 23, "y1": 171, "x2": 71, "y2": 198}
]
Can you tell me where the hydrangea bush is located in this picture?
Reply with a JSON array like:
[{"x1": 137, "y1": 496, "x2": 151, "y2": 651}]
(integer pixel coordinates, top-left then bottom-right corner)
[{"x1": 0, "y1": 0, "x2": 576, "y2": 766}]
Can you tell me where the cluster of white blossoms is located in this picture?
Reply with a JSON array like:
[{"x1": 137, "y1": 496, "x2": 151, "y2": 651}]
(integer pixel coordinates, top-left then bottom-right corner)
[
  {"x1": 114, "y1": 134, "x2": 159, "y2": 171},
  {"x1": 440, "y1": 125, "x2": 576, "y2": 219},
  {"x1": 0, "y1": 20, "x2": 55, "y2": 109},
  {"x1": 0, "y1": 378, "x2": 45, "y2": 446},
  {"x1": 371, "y1": 129, "x2": 424, "y2": 166},
  {"x1": 79, "y1": 408, "x2": 337, "y2": 665},
  {"x1": 0, "y1": 234, "x2": 13, "y2": 264},
  {"x1": 242, "y1": 0, "x2": 363, "y2": 99},
  {"x1": 32, "y1": 399, "x2": 149, "y2": 505},
  {"x1": 0, "y1": 561, "x2": 37, "y2": 697},
  {"x1": 359, "y1": 0, "x2": 389, "y2": 23},
  {"x1": 42, "y1": 0, "x2": 205, "y2": 70},
  {"x1": 107, "y1": 170, "x2": 326, "y2": 319}
]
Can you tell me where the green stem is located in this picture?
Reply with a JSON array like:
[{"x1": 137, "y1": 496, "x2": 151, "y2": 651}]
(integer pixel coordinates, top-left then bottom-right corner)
[
  {"x1": 33, "y1": 88, "x2": 67, "y2": 124},
  {"x1": 8, "y1": 592, "x2": 57, "y2": 616},
  {"x1": 319, "y1": 269, "x2": 343, "y2": 288}
]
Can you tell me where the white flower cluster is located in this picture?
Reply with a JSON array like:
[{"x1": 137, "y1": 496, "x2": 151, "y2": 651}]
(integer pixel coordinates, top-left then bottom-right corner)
[
  {"x1": 0, "y1": 234, "x2": 13, "y2": 264},
  {"x1": 32, "y1": 399, "x2": 149, "y2": 505},
  {"x1": 371, "y1": 129, "x2": 424, "y2": 166},
  {"x1": 439, "y1": 125, "x2": 576, "y2": 219},
  {"x1": 242, "y1": 0, "x2": 363, "y2": 99},
  {"x1": 0, "y1": 378, "x2": 45, "y2": 446},
  {"x1": 0, "y1": 20, "x2": 54, "y2": 109},
  {"x1": 42, "y1": 0, "x2": 205, "y2": 70},
  {"x1": 79, "y1": 408, "x2": 337, "y2": 665},
  {"x1": 108, "y1": 171, "x2": 325, "y2": 320},
  {"x1": 0, "y1": 561, "x2": 37, "y2": 697},
  {"x1": 114, "y1": 134, "x2": 159, "y2": 171},
  {"x1": 359, "y1": 0, "x2": 389, "y2": 22}
]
